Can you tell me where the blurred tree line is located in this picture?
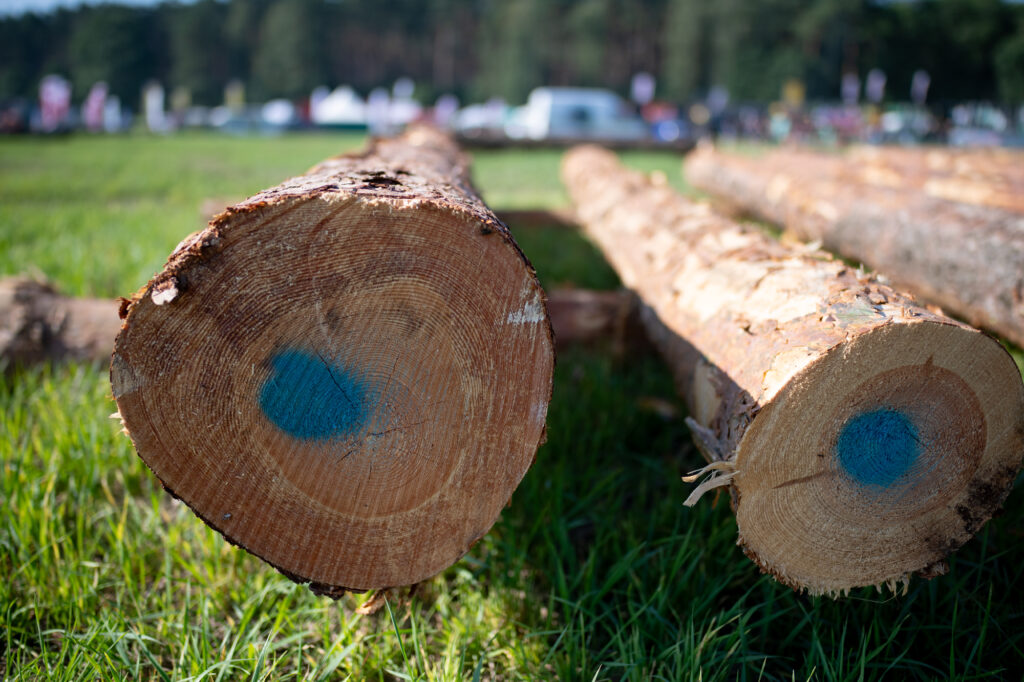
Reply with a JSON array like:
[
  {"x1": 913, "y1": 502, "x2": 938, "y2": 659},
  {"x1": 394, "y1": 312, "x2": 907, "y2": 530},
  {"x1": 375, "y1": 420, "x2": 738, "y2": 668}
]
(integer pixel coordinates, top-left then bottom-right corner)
[{"x1": 1, "y1": 0, "x2": 1022, "y2": 108}]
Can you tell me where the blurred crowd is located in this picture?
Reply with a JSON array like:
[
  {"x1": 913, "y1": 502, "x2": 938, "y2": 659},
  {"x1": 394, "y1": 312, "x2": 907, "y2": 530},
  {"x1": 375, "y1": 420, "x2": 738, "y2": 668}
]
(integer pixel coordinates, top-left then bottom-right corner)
[{"x1": 4, "y1": 73, "x2": 1024, "y2": 149}]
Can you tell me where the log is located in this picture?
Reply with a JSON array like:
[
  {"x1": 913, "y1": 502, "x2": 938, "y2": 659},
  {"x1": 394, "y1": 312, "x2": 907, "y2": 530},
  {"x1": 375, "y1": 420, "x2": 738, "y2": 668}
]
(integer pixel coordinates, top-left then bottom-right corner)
[
  {"x1": 757, "y1": 146, "x2": 1024, "y2": 215},
  {"x1": 846, "y1": 146, "x2": 1024, "y2": 213},
  {"x1": 564, "y1": 145, "x2": 1024, "y2": 595},
  {"x1": 111, "y1": 127, "x2": 555, "y2": 595},
  {"x1": 0, "y1": 281, "x2": 631, "y2": 365},
  {"x1": 685, "y1": 146, "x2": 1024, "y2": 347},
  {"x1": 206, "y1": 202, "x2": 582, "y2": 232},
  {"x1": 0, "y1": 277, "x2": 121, "y2": 367},
  {"x1": 545, "y1": 288, "x2": 639, "y2": 348}
]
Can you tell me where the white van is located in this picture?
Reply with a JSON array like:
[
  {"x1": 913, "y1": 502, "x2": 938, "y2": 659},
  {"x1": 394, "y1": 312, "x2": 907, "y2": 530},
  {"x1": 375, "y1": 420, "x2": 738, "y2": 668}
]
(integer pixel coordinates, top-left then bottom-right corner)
[{"x1": 507, "y1": 87, "x2": 648, "y2": 141}]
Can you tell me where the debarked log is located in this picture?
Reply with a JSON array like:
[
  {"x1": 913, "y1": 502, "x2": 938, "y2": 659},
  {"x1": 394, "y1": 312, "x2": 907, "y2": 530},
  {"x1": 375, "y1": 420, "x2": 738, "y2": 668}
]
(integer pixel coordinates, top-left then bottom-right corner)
[
  {"x1": 111, "y1": 127, "x2": 555, "y2": 595},
  {"x1": 685, "y1": 146, "x2": 1024, "y2": 348},
  {"x1": 845, "y1": 145, "x2": 1024, "y2": 213},
  {"x1": 564, "y1": 145, "x2": 1024, "y2": 595}
]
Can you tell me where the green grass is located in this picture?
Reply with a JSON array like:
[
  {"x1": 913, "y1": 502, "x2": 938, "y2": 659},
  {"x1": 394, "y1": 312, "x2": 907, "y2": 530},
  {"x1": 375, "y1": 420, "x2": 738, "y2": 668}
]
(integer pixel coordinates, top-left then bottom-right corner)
[
  {"x1": 471, "y1": 146, "x2": 696, "y2": 209},
  {"x1": 2, "y1": 133, "x2": 1024, "y2": 680}
]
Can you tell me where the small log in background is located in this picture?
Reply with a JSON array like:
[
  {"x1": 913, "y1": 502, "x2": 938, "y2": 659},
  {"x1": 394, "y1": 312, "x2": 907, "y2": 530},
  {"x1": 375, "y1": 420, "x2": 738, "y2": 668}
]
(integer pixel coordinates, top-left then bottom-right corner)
[
  {"x1": 111, "y1": 127, "x2": 555, "y2": 595},
  {"x1": 0, "y1": 278, "x2": 633, "y2": 366},
  {"x1": 0, "y1": 277, "x2": 121, "y2": 367},
  {"x1": 564, "y1": 145, "x2": 1024, "y2": 595},
  {"x1": 685, "y1": 145, "x2": 1024, "y2": 348}
]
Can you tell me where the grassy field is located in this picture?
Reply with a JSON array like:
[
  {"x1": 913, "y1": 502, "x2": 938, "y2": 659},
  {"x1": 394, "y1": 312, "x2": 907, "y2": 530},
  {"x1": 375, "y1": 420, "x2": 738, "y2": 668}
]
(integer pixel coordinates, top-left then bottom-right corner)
[{"x1": 2, "y1": 132, "x2": 1023, "y2": 681}]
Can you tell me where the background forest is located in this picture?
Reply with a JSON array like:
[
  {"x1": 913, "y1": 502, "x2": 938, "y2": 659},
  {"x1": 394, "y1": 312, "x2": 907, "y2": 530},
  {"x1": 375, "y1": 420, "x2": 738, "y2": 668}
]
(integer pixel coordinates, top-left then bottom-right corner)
[{"x1": 2, "y1": 0, "x2": 1024, "y2": 109}]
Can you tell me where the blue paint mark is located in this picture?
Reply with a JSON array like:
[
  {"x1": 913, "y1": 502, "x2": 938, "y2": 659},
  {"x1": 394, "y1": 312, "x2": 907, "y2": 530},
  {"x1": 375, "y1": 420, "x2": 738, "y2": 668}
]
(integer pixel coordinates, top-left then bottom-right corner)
[
  {"x1": 836, "y1": 408, "x2": 920, "y2": 488},
  {"x1": 259, "y1": 348, "x2": 369, "y2": 440}
]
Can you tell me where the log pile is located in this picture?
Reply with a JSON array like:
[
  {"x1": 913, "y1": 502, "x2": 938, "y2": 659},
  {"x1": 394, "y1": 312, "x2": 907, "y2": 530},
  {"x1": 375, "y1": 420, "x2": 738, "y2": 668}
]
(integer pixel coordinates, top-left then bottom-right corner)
[
  {"x1": 564, "y1": 145, "x2": 1024, "y2": 595},
  {"x1": 685, "y1": 145, "x2": 1024, "y2": 347},
  {"x1": 111, "y1": 127, "x2": 555, "y2": 595}
]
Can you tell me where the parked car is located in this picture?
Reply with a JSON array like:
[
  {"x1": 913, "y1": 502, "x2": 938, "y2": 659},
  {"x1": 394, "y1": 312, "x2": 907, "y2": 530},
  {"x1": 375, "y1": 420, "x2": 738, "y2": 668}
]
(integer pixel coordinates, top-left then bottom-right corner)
[{"x1": 505, "y1": 87, "x2": 648, "y2": 142}]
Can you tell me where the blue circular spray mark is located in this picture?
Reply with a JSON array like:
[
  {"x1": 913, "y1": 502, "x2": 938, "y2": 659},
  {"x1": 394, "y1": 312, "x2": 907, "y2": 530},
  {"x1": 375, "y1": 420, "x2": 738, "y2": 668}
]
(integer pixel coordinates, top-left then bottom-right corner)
[
  {"x1": 836, "y1": 408, "x2": 921, "y2": 488},
  {"x1": 259, "y1": 348, "x2": 369, "y2": 441}
]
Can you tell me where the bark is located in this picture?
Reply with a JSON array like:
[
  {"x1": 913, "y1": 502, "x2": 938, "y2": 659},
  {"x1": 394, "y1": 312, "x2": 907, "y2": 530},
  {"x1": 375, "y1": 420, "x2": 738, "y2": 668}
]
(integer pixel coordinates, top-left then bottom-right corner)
[
  {"x1": 203, "y1": 203, "x2": 581, "y2": 231},
  {"x1": 564, "y1": 145, "x2": 1024, "y2": 595},
  {"x1": 686, "y1": 145, "x2": 1024, "y2": 347},
  {"x1": 846, "y1": 146, "x2": 1024, "y2": 213},
  {"x1": 0, "y1": 277, "x2": 121, "y2": 367},
  {"x1": 111, "y1": 127, "x2": 555, "y2": 596}
]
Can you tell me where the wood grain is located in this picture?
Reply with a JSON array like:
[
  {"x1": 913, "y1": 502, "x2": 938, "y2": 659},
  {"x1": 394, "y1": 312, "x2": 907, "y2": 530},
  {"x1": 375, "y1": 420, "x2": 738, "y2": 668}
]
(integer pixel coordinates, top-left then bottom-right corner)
[{"x1": 111, "y1": 128, "x2": 555, "y2": 595}]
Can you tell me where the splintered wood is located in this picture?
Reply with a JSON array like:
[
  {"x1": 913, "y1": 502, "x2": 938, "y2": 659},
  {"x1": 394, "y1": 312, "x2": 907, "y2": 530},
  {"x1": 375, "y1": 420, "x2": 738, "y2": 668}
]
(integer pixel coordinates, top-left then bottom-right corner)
[
  {"x1": 111, "y1": 127, "x2": 555, "y2": 595},
  {"x1": 564, "y1": 145, "x2": 1024, "y2": 595},
  {"x1": 686, "y1": 145, "x2": 1024, "y2": 347}
]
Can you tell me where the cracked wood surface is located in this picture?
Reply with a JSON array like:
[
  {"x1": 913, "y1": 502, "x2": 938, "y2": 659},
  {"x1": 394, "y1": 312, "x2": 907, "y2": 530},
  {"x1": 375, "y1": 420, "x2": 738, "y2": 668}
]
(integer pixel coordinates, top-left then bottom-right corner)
[
  {"x1": 111, "y1": 127, "x2": 555, "y2": 595},
  {"x1": 564, "y1": 145, "x2": 1024, "y2": 595}
]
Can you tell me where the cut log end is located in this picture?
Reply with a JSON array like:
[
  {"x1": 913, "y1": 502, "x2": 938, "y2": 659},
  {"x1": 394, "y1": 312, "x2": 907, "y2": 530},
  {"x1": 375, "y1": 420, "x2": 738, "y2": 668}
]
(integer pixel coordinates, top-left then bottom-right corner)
[
  {"x1": 734, "y1": 320, "x2": 1024, "y2": 595},
  {"x1": 112, "y1": 132, "x2": 554, "y2": 593}
]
